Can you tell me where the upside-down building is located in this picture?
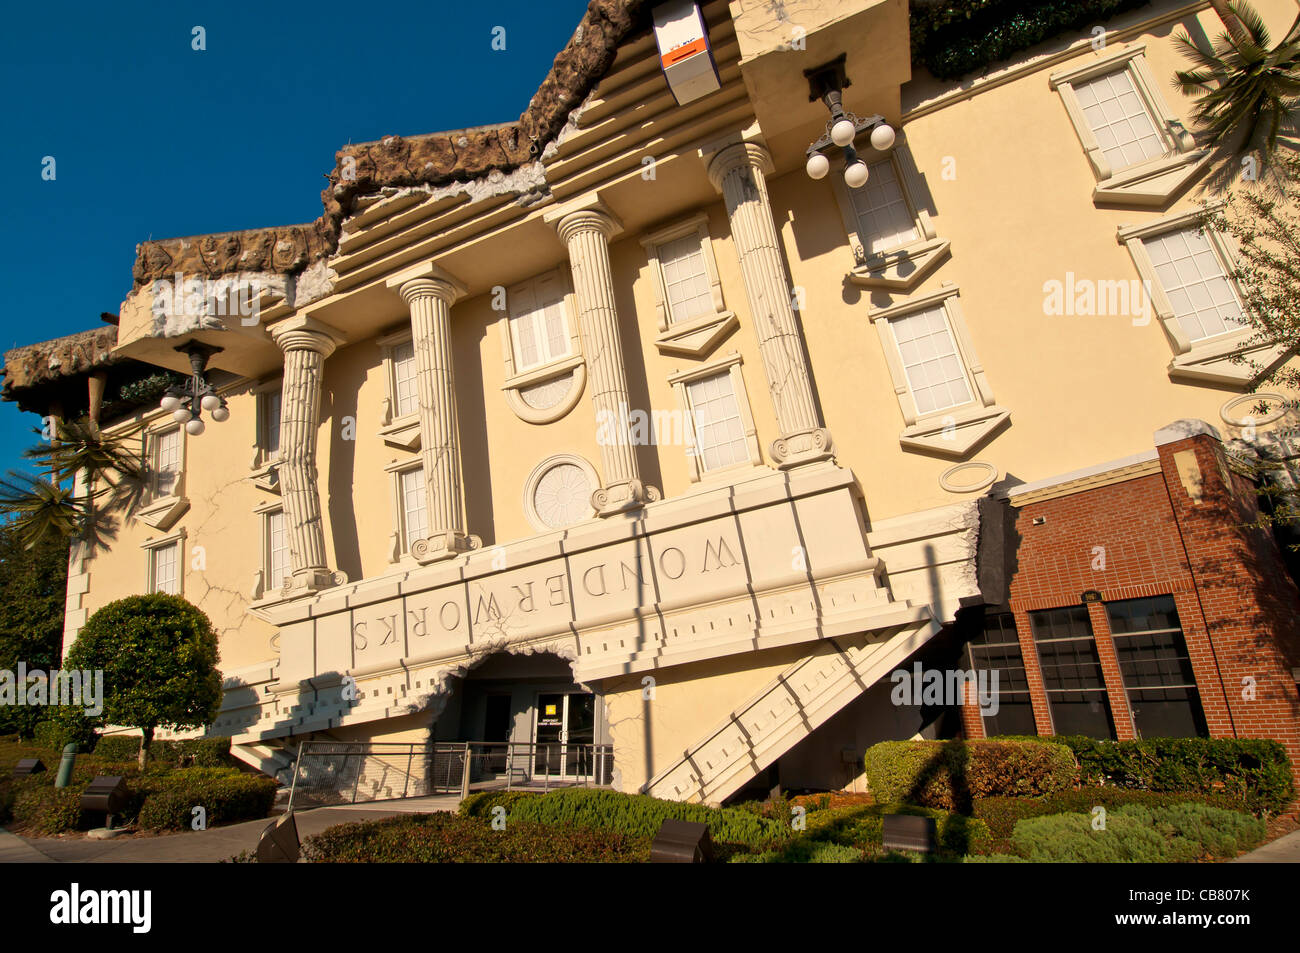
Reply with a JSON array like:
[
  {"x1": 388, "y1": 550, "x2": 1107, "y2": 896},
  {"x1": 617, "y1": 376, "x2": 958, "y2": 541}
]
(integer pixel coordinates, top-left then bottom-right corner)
[{"x1": 4, "y1": 0, "x2": 1299, "y2": 801}]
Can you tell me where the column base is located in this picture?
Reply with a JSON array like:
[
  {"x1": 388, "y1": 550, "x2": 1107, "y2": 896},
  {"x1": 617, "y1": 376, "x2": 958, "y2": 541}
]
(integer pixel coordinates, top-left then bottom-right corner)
[
  {"x1": 413, "y1": 531, "x2": 481, "y2": 564},
  {"x1": 281, "y1": 569, "x2": 346, "y2": 598},
  {"x1": 592, "y1": 479, "x2": 661, "y2": 517},
  {"x1": 771, "y1": 428, "x2": 835, "y2": 469}
]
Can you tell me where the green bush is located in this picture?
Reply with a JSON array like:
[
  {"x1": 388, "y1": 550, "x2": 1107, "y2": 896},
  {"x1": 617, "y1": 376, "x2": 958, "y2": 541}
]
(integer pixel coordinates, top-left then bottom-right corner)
[
  {"x1": 864, "y1": 739, "x2": 1077, "y2": 811},
  {"x1": 12, "y1": 784, "x2": 87, "y2": 835},
  {"x1": 460, "y1": 788, "x2": 788, "y2": 848},
  {"x1": 304, "y1": 812, "x2": 650, "y2": 863},
  {"x1": 1051, "y1": 735, "x2": 1294, "y2": 814},
  {"x1": 458, "y1": 790, "x2": 541, "y2": 819},
  {"x1": 910, "y1": 0, "x2": 1153, "y2": 79},
  {"x1": 32, "y1": 709, "x2": 97, "y2": 751},
  {"x1": 972, "y1": 789, "x2": 1239, "y2": 854},
  {"x1": 1006, "y1": 803, "x2": 1264, "y2": 863},
  {"x1": 733, "y1": 841, "x2": 865, "y2": 863},
  {"x1": 136, "y1": 768, "x2": 277, "y2": 831},
  {"x1": 92, "y1": 735, "x2": 231, "y2": 767}
]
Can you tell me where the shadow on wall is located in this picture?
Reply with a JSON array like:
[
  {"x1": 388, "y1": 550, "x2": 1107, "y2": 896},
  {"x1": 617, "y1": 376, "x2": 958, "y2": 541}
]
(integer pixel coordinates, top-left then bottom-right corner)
[
  {"x1": 323, "y1": 351, "x2": 363, "y2": 583},
  {"x1": 456, "y1": 315, "x2": 496, "y2": 546}
]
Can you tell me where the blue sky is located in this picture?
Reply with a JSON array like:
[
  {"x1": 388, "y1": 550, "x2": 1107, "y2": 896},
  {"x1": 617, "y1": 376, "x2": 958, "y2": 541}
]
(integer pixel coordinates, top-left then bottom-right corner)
[{"x1": 0, "y1": 0, "x2": 588, "y2": 474}]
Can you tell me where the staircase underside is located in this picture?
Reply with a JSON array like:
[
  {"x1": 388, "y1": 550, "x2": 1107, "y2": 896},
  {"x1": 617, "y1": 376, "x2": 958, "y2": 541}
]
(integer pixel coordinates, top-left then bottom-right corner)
[{"x1": 642, "y1": 616, "x2": 937, "y2": 805}]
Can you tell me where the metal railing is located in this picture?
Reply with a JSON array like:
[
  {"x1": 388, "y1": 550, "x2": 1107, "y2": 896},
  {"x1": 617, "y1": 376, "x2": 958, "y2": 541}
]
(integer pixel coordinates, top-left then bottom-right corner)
[
  {"x1": 287, "y1": 740, "x2": 614, "y2": 811},
  {"x1": 431, "y1": 742, "x2": 614, "y2": 797}
]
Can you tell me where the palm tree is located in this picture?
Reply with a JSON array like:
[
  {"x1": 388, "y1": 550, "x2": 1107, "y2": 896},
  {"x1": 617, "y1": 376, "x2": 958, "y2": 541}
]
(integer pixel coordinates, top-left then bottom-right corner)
[
  {"x1": 0, "y1": 417, "x2": 145, "y2": 549},
  {"x1": 1173, "y1": 1, "x2": 1300, "y2": 163},
  {"x1": 1208, "y1": 0, "x2": 1251, "y2": 46}
]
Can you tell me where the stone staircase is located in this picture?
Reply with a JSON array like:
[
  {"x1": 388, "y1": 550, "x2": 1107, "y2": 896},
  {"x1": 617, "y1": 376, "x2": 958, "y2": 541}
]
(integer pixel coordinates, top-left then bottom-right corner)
[{"x1": 642, "y1": 617, "x2": 936, "y2": 805}]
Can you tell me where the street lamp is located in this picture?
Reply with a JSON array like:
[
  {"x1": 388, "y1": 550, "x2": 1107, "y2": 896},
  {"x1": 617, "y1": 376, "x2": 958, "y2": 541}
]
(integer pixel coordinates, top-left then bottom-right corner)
[
  {"x1": 803, "y1": 56, "x2": 895, "y2": 190},
  {"x1": 158, "y1": 342, "x2": 228, "y2": 435}
]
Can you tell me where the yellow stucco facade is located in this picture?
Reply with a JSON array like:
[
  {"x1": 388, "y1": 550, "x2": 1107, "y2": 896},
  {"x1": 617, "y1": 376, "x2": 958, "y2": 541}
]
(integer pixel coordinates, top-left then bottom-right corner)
[{"x1": 28, "y1": 0, "x2": 1298, "y2": 802}]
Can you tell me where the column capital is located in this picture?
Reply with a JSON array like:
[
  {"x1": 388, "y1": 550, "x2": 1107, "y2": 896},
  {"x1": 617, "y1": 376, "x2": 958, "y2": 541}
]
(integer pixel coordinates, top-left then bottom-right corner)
[
  {"x1": 268, "y1": 315, "x2": 345, "y2": 358},
  {"x1": 705, "y1": 141, "x2": 775, "y2": 193},
  {"x1": 544, "y1": 197, "x2": 623, "y2": 245},
  {"x1": 385, "y1": 261, "x2": 467, "y2": 306}
]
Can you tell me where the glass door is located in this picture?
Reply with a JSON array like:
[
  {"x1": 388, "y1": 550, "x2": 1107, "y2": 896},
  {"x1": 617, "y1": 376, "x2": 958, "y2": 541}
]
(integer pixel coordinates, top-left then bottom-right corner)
[{"x1": 533, "y1": 692, "x2": 595, "y2": 778}]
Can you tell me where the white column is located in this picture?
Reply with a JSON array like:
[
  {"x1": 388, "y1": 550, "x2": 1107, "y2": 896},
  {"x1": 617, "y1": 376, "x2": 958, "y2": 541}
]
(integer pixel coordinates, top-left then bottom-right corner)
[
  {"x1": 546, "y1": 201, "x2": 658, "y2": 516},
  {"x1": 707, "y1": 141, "x2": 833, "y2": 468},
  {"x1": 387, "y1": 264, "x2": 478, "y2": 561},
  {"x1": 269, "y1": 316, "x2": 344, "y2": 595}
]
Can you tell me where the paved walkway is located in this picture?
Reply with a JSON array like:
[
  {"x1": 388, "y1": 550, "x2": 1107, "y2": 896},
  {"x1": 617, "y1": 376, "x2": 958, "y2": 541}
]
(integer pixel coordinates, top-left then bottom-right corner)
[
  {"x1": 1, "y1": 795, "x2": 462, "y2": 863},
  {"x1": 6, "y1": 799, "x2": 1296, "y2": 863},
  {"x1": 1234, "y1": 829, "x2": 1300, "y2": 863}
]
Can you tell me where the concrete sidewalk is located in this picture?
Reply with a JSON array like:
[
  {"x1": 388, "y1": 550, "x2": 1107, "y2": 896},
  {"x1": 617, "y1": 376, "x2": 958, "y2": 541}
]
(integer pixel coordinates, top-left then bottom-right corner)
[
  {"x1": 1, "y1": 795, "x2": 462, "y2": 863},
  {"x1": 1233, "y1": 829, "x2": 1300, "y2": 863}
]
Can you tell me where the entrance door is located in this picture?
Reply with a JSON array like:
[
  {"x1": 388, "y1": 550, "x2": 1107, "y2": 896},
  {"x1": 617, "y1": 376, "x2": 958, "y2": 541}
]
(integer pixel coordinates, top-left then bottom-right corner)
[{"x1": 533, "y1": 692, "x2": 595, "y2": 778}]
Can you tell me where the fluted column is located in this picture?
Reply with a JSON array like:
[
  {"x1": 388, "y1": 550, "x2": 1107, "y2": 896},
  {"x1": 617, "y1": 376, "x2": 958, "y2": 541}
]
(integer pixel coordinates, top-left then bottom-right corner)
[
  {"x1": 386, "y1": 264, "x2": 479, "y2": 562},
  {"x1": 269, "y1": 316, "x2": 344, "y2": 596},
  {"x1": 707, "y1": 141, "x2": 833, "y2": 468},
  {"x1": 546, "y1": 201, "x2": 659, "y2": 516}
]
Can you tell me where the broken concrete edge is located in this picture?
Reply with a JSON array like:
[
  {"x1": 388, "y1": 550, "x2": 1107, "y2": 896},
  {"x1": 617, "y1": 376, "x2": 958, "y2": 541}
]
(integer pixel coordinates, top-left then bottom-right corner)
[
  {"x1": 2, "y1": 326, "x2": 120, "y2": 396},
  {"x1": 130, "y1": 0, "x2": 654, "y2": 293}
]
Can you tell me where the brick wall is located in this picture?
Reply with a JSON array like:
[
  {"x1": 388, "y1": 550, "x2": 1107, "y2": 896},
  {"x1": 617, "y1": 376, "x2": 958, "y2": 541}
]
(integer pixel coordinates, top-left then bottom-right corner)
[{"x1": 961, "y1": 428, "x2": 1300, "y2": 788}]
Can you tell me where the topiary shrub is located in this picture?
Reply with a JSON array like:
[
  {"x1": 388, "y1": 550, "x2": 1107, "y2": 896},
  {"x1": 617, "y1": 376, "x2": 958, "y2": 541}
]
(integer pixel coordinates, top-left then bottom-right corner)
[
  {"x1": 864, "y1": 739, "x2": 1077, "y2": 810},
  {"x1": 1050, "y1": 735, "x2": 1294, "y2": 814},
  {"x1": 65, "y1": 594, "x2": 222, "y2": 769}
]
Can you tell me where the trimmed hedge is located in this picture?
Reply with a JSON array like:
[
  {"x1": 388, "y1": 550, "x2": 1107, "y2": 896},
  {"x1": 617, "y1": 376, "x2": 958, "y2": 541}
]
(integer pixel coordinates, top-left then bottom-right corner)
[
  {"x1": 92, "y1": 736, "x2": 232, "y2": 767},
  {"x1": 136, "y1": 768, "x2": 277, "y2": 831},
  {"x1": 0, "y1": 737, "x2": 273, "y2": 834},
  {"x1": 972, "y1": 789, "x2": 1240, "y2": 854},
  {"x1": 735, "y1": 802, "x2": 990, "y2": 862},
  {"x1": 864, "y1": 739, "x2": 1077, "y2": 811},
  {"x1": 1006, "y1": 803, "x2": 1264, "y2": 862},
  {"x1": 460, "y1": 788, "x2": 787, "y2": 847},
  {"x1": 304, "y1": 812, "x2": 650, "y2": 863},
  {"x1": 911, "y1": 0, "x2": 1153, "y2": 79},
  {"x1": 1050, "y1": 735, "x2": 1294, "y2": 814}
]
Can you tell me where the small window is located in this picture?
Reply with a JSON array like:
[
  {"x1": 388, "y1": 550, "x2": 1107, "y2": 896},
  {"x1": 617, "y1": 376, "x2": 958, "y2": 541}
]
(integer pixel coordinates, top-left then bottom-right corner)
[
  {"x1": 1029, "y1": 606, "x2": 1117, "y2": 739},
  {"x1": 641, "y1": 214, "x2": 733, "y2": 358},
  {"x1": 1106, "y1": 596, "x2": 1208, "y2": 739},
  {"x1": 966, "y1": 611, "x2": 1037, "y2": 736},
  {"x1": 658, "y1": 232, "x2": 715, "y2": 325},
  {"x1": 685, "y1": 371, "x2": 750, "y2": 473},
  {"x1": 399, "y1": 467, "x2": 429, "y2": 553},
  {"x1": 265, "y1": 510, "x2": 290, "y2": 590},
  {"x1": 149, "y1": 541, "x2": 180, "y2": 595},
  {"x1": 150, "y1": 427, "x2": 182, "y2": 498},
  {"x1": 259, "y1": 389, "x2": 282, "y2": 461},
  {"x1": 890, "y1": 306, "x2": 973, "y2": 416},
  {"x1": 849, "y1": 159, "x2": 920, "y2": 256},
  {"x1": 1049, "y1": 46, "x2": 1204, "y2": 206},
  {"x1": 391, "y1": 340, "x2": 419, "y2": 418},
  {"x1": 1142, "y1": 227, "x2": 1244, "y2": 344},
  {"x1": 1073, "y1": 69, "x2": 1165, "y2": 173},
  {"x1": 508, "y1": 273, "x2": 572, "y2": 373}
]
